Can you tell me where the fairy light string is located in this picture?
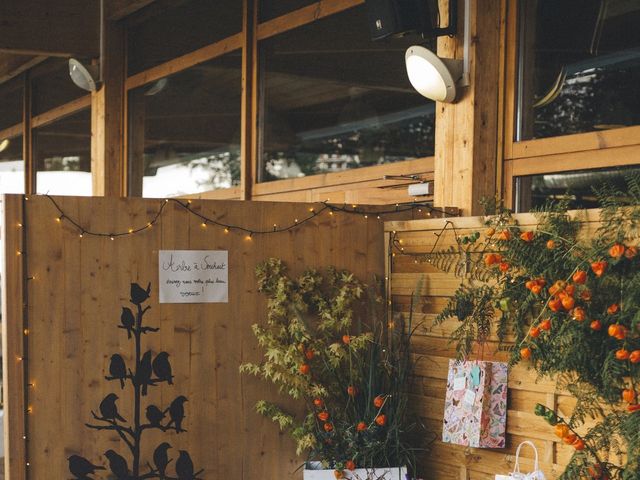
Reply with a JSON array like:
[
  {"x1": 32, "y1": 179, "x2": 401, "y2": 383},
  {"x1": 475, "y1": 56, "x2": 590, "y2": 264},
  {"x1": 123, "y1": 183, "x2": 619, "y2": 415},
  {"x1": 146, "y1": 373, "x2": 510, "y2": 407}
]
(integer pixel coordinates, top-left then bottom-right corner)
[{"x1": 44, "y1": 195, "x2": 457, "y2": 239}]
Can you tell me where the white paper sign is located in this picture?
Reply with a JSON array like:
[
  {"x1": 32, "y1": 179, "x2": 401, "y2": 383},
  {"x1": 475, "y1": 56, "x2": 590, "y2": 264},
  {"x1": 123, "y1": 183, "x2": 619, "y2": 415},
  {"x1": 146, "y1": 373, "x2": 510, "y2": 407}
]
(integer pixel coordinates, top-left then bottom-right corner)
[{"x1": 159, "y1": 250, "x2": 228, "y2": 303}]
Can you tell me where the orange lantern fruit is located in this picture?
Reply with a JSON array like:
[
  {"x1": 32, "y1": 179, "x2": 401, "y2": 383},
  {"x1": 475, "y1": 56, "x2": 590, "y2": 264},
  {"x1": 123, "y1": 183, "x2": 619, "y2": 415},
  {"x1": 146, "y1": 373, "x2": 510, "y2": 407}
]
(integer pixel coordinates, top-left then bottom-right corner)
[
  {"x1": 609, "y1": 243, "x2": 625, "y2": 259},
  {"x1": 299, "y1": 364, "x2": 311, "y2": 375},
  {"x1": 539, "y1": 319, "x2": 552, "y2": 331},
  {"x1": 324, "y1": 422, "x2": 334, "y2": 432},
  {"x1": 375, "y1": 414, "x2": 387, "y2": 426},
  {"x1": 356, "y1": 421, "x2": 367, "y2": 432},
  {"x1": 607, "y1": 304, "x2": 619, "y2": 315},
  {"x1": 546, "y1": 239, "x2": 556, "y2": 250},
  {"x1": 318, "y1": 411, "x2": 330, "y2": 422},
  {"x1": 630, "y1": 350, "x2": 640, "y2": 364},
  {"x1": 313, "y1": 398, "x2": 324, "y2": 408},
  {"x1": 572, "y1": 270, "x2": 587, "y2": 284},
  {"x1": 342, "y1": 335, "x2": 351, "y2": 345},
  {"x1": 590, "y1": 320, "x2": 602, "y2": 331},
  {"x1": 591, "y1": 261, "x2": 607, "y2": 277},
  {"x1": 561, "y1": 296, "x2": 575, "y2": 311},
  {"x1": 624, "y1": 246, "x2": 637, "y2": 259},
  {"x1": 347, "y1": 386, "x2": 358, "y2": 397},
  {"x1": 373, "y1": 395, "x2": 385, "y2": 408},
  {"x1": 529, "y1": 326, "x2": 541, "y2": 338},
  {"x1": 572, "y1": 307, "x2": 586, "y2": 322},
  {"x1": 616, "y1": 349, "x2": 630, "y2": 360},
  {"x1": 345, "y1": 460, "x2": 356, "y2": 471},
  {"x1": 622, "y1": 389, "x2": 636, "y2": 403},
  {"x1": 520, "y1": 231, "x2": 534, "y2": 242},
  {"x1": 520, "y1": 347, "x2": 532, "y2": 360},
  {"x1": 554, "y1": 424, "x2": 570, "y2": 438}
]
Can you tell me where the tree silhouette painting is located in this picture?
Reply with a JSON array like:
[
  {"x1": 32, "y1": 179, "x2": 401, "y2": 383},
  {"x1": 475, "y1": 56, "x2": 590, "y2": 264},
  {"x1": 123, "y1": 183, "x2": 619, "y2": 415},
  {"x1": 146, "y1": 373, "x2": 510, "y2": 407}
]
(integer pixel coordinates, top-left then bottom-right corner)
[{"x1": 68, "y1": 282, "x2": 203, "y2": 480}]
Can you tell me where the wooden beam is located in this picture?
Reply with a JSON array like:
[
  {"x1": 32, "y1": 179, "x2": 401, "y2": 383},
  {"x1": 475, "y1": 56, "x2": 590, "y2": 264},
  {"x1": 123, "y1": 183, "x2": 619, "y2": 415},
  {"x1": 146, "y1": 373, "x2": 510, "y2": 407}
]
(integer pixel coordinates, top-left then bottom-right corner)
[
  {"x1": 240, "y1": 0, "x2": 256, "y2": 200},
  {"x1": 30, "y1": 96, "x2": 91, "y2": 129},
  {"x1": 106, "y1": 0, "x2": 158, "y2": 21},
  {"x1": 0, "y1": 54, "x2": 46, "y2": 85},
  {"x1": 92, "y1": 21, "x2": 126, "y2": 197},
  {"x1": 1, "y1": 194, "x2": 27, "y2": 480},
  {"x1": 434, "y1": 0, "x2": 501, "y2": 216},
  {"x1": 0, "y1": 1, "x2": 99, "y2": 57},
  {"x1": 23, "y1": 73, "x2": 34, "y2": 195}
]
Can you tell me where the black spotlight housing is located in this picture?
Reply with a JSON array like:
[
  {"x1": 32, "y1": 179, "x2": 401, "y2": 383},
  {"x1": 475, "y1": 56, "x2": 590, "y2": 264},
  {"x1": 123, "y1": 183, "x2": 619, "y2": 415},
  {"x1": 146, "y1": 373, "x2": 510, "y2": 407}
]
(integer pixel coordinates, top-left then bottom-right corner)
[{"x1": 365, "y1": 0, "x2": 457, "y2": 41}]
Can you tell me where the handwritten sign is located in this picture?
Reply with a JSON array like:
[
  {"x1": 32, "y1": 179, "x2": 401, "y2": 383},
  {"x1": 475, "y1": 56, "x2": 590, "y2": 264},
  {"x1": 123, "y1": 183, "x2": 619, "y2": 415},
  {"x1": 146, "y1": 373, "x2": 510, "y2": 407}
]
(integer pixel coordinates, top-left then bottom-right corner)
[{"x1": 159, "y1": 250, "x2": 228, "y2": 303}]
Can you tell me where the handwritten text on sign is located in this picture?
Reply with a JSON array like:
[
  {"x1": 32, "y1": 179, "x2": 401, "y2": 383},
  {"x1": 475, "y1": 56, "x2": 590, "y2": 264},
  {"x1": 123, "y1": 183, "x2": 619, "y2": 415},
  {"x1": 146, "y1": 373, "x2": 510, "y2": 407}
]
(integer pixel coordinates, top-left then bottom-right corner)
[{"x1": 159, "y1": 250, "x2": 228, "y2": 303}]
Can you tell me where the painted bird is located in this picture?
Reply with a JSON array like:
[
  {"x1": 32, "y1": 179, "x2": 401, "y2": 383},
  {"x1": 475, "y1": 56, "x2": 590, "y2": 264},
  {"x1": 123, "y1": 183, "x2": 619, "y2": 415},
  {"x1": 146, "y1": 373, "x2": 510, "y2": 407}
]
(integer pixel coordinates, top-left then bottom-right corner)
[
  {"x1": 119, "y1": 307, "x2": 135, "y2": 338},
  {"x1": 68, "y1": 455, "x2": 105, "y2": 479},
  {"x1": 175, "y1": 450, "x2": 195, "y2": 480},
  {"x1": 153, "y1": 442, "x2": 172, "y2": 479},
  {"x1": 104, "y1": 450, "x2": 129, "y2": 480},
  {"x1": 152, "y1": 351, "x2": 174, "y2": 384},
  {"x1": 165, "y1": 395, "x2": 188, "y2": 433},
  {"x1": 99, "y1": 393, "x2": 126, "y2": 423},
  {"x1": 136, "y1": 350, "x2": 154, "y2": 396},
  {"x1": 107, "y1": 354, "x2": 127, "y2": 389},
  {"x1": 146, "y1": 404, "x2": 165, "y2": 427},
  {"x1": 131, "y1": 282, "x2": 151, "y2": 304}
]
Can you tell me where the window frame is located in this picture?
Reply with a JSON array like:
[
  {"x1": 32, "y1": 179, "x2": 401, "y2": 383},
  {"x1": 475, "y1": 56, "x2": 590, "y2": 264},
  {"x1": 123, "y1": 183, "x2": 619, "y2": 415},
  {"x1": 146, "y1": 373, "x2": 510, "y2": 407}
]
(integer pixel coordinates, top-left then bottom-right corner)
[{"x1": 502, "y1": 0, "x2": 640, "y2": 209}]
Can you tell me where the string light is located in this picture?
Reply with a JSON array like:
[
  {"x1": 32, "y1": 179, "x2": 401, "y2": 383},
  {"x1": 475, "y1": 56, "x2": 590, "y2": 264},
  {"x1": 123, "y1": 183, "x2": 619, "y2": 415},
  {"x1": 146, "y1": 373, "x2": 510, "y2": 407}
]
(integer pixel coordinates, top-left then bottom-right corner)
[{"x1": 42, "y1": 195, "x2": 456, "y2": 241}]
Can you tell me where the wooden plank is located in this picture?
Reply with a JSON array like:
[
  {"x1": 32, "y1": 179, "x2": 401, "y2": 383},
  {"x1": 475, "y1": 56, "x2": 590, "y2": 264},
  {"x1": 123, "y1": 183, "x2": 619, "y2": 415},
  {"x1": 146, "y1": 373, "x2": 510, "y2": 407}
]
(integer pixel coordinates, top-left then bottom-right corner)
[
  {"x1": 240, "y1": 0, "x2": 256, "y2": 200},
  {"x1": 91, "y1": 21, "x2": 126, "y2": 197},
  {"x1": 23, "y1": 73, "x2": 34, "y2": 195},
  {"x1": 252, "y1": 157, "x2": 435, "y2": 197},
  {"x1": 125, "y1": 34, "x2": 243, "y2": 90},
  {"x1": 434, "y1": 0, "x2": 501, "y2": 216},
  {"x1": 0, "y1": 0, "x2": 99, "y2": 57},
  {"x1": 0, "y1": 54, "x2": 46, "y2": 85},
  {"x1": 256, "y1": 0, "x2": 364, "y2": 40},
  {"x1": 30, "y1": 96, "x2": 91, "y2": 129},
  {"x1": 2, "y1": 195, "x2": 27, "y2": 480},
  {"x1": 506, "y1": 144, "x2": 640, "y2": 177},
  {"x1": 0, "y1": 123, "x2": 22, "y2": 142}
]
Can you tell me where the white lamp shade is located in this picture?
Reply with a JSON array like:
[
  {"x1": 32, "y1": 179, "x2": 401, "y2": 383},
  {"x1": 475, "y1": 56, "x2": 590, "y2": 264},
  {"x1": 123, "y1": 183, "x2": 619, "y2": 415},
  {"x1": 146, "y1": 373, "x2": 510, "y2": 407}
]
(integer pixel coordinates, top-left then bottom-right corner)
[
  {"x1": 405, "y1": 46, "x2": 463, "y2": 103},
  {"x1": 69, "y1": 59, "x2": 100, "y2": 92}
]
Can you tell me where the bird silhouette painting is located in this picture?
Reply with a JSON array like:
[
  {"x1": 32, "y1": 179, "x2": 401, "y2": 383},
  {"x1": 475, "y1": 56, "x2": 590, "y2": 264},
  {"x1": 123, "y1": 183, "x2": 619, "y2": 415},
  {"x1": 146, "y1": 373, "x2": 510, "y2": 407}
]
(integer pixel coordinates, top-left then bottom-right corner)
[
  {"x1": 153, "y1": 352, "x2": 174, "y2": 385},
  {"x1": 106, "y1": 354, "x2": 128, "y2": 389},
  {"x1": 72, "y1": 282, "x2": 203, "y2": 479},
  {"x1": 68, "y1": 455, "x2": 105, "y2": 479}
]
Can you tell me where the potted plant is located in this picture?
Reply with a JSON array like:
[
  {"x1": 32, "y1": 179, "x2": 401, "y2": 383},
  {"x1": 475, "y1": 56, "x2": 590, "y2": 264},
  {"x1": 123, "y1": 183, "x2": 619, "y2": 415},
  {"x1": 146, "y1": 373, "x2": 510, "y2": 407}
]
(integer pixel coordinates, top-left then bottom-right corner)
[{"x1": 240, "y1": 259, "x2": 424, "y2": 480}]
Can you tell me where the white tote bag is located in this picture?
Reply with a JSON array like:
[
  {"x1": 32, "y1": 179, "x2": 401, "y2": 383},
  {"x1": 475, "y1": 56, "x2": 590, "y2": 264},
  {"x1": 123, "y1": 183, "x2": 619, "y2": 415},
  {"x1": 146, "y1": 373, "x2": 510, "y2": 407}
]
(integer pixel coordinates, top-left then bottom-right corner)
[{"x1": 495, "y1": 441, "x2": 546, "y2": 480}]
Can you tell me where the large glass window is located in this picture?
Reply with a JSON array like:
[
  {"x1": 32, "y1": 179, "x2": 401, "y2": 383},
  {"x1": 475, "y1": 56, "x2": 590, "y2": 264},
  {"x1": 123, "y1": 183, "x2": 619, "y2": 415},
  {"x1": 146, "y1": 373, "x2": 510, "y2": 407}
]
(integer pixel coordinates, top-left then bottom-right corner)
[
  {"x1": 517, "y1": 0, "x2": 640, "y2": 141},
  {"x1": 34, "y1": 109, "x2": 92, "y2": 196},
  {"x1": 515, "y1": 164, "x2": 640, "y2": 212},
  {"x1": 258, "y1": 5, "x2": 435, "y2": 182},
  {"x1": 31, "y1": 58, "x2": 88, "y2": 116},
  {"x1": 127, "y1": 0, "x2": 242, "y2": 75},
  {"x1": 127, "y1": 52, "x2": 242, "y2": 198},
  {"x1": 0, "y1": 135, "x2": 24, "y2": 194}
]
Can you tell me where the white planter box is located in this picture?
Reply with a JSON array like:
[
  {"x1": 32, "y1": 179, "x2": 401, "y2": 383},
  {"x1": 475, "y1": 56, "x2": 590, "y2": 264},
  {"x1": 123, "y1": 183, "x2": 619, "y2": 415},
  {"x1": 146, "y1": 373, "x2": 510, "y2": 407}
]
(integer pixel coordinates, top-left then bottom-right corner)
[{"x1": 303, "y1": 465, "x2": 407, "y2": 480}]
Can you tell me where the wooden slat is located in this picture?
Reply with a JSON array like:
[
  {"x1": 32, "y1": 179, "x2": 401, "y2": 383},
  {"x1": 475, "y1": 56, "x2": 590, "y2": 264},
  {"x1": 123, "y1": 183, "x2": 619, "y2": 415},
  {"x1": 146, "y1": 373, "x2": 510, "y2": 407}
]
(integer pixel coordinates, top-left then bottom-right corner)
[
  {"x1": 0, "y1": 123, "x2": 22, "y2": 141},
  {"x1": 2, "y1": 195, "x2": 27, "y2": 480},
  {"x1": 30, "y1": 96, "x2": 91, "y2": 129}
]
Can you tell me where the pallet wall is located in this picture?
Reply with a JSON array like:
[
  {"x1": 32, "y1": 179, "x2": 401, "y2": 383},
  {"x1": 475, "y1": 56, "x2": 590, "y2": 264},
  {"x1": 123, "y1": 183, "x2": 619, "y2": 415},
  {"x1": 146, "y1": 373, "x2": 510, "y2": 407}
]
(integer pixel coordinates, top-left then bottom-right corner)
[{"x1": 386, "y1": 212, "x2": 602, "y2": 479}]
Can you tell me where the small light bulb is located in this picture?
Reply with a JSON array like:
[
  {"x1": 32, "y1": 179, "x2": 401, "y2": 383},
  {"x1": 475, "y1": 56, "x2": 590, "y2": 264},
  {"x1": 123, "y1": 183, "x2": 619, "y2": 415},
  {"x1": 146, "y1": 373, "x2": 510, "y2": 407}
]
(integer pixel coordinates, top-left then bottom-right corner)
[
  {"x1": 294, "y1": 219, "x2": 298, "y2": 223},
  {"x1": 128, "y1": 228, "x2": 134, "y2": 234},
  {"x1": 23, "y1": 328, "x2": 29, "y2": 336},
  {"x1": 309, "y1": 208, "x2": 315, "y2": 213},
  {"x1": 364, "y1": 215, "x2": 368, "y2": 219},
  {"x1": 224, "y1": 228, "x2": 230, "y2": 234},
  {"x1": 201, "y1": 222, "x2": 207, "y2": 228},
  {"x1": 79, "y1": 233, "x2": 84, "y2": 238},
  {"x1": 110, "y1": 236, "x2": 115, "y2": 241},
  {"x1": 329, "y1": 211, "x2": 334, "y2": 216},
  {"x1": 17, "y1": 222, "x2": 22, "y2": 228},
  {"x1": 147, "y1": 223, "x2": 152, "y2": 228},
  {"x1": 16, "y1": 251, "x2": 22, "y2": 256},
  {"x1": 56, "y1": 216, "x2": 62, "y2": 223}
]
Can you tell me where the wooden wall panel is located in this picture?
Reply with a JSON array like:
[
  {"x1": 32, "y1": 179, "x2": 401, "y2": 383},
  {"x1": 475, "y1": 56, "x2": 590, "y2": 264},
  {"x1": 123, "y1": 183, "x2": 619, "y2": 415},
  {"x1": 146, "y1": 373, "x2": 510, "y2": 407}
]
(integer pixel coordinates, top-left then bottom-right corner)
[
  {"x1": 3, "y1": 194, "x2": 385, "y2": 479},
  {"x1": 385, "y1": 212, "x2": 602, "y2": 479}
]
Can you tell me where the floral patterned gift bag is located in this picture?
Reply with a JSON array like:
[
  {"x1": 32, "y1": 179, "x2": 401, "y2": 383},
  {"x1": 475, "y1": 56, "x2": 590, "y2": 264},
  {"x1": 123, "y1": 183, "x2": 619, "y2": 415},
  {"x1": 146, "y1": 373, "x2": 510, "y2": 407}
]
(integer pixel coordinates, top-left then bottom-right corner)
[{"x1": 442, "y1": 360, "x2": 508, "y2": 448}]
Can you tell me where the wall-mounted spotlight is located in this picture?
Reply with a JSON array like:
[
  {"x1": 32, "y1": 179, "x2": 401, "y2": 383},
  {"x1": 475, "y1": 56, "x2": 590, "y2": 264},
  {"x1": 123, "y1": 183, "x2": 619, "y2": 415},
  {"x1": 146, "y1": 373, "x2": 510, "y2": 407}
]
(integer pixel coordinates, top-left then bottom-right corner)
[
  {"x1": 69, "y1": 59, "x2": 101, "y2": 92},
  {"x1": 404, "y1": 0, "x2": 472, "y2": 103},
  {"x1": 0, "y1": 138, "x2": 9, "y2": 153}
]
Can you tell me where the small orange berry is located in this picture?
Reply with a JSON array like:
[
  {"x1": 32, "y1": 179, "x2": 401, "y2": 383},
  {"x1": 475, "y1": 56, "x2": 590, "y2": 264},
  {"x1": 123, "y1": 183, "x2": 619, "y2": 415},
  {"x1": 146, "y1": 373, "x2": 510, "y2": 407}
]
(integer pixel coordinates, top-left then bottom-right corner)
[
  {"x1": 318, "y1": 411, "x2": 330, "y2": 422},
  {"x1": 630, "y1": 350, "x2": 640, "y2": 364},
  {"x1": 520, "y1": 347, "x2": 532, "y2": 360},
  {"x1": 591, "y1": 261, "x2": 607, "y2": 277},
  {"x1": 572, "y1": 270, "x2": 587, "y2": 284},
  {"x1": 498, "y1": 230, "x2": 511, "y2": 241},
  {"x1": 531, "y1": 284, "x2": 542, "y2": 295},
  {"x1": 628, "y1": 404, "x2": 640, "y2": 412},
  {"x1": 485, "y1": 228, "x2": 496, "y2": 236},
  {"x1": 342, "y1": 335, "x2": 351, "y2": 345},
  {"x1": 305, "y1": 349, "x2": 315, "y2": 360},
  {"x1": 313, "y1": 398, "x2": 324, "y2": 408},
  {"x1": 345, "y1": 460, "x2": 356, "y2": 471},
  {"x1": 625, "y1": 246, "x2": 638, "y2": 259},
  {"x1": 609, "y1": 243, "x2": 626, "y2": 259},
  {"x1": 499, "y1": 262, "x2": 510, "y2": 273},
  {"x1": 580, "y1": 289, "x2": 592, "y2": 301},
  {"x1": 356, "y1": 421, "x2": 367, "y2": 432},
  {"x1": 555, "y1": 424, "x2": 569, "y2": 438},
  {"x1": 529, "y1": 326, "x2": 541, "y2": 338},
  {"x1": 299, "y1": 364, "x2": 311, "y2": 375},
  {"x1": 616, "y1": 349, "x2": 630, "y2": 360},
  {"x1": 546, "y1": 239, "x2": 556, "y2": 249},
  {"x1": 623, "y1": 389, "x2": 636, "y2": 403},
  {"x1": 375, "y1": 414, "x2": 387, "y2": 426},
  {"x1": 548, "y1": 297, "x2": 562, "y2": 312},
  {"x1": 561, "y1": 296, "x2": 575, "y2": 311},
  {"x1": 590, "y1": 320, "x2": 602, "y2": 331},
  {"x1": 373, "y1": 395, "x2": 385, "y2": 408},
  {"x1": 347, "y1": 386, "x2": 358, "y2": 397},
  {"x1": 520, "y1": 231, "x2": 534, "y2": 242},
  {"x1": 324, "y1": 422, "x2": 334, "y2": 432},
  {"x1": 572, "y1": 438, "x2": 585, "y2": 451},
  {"x1": 539, "y1": 319, "x2": 552, "y2": 331},
  {"x1": 572, "y1": 307, "x2": 586, "y2": 322},
  {"x1": 563, "y1": 433, "x2": 577, "y2": 445},
  {"x1": 607, "y1": 304, "x2": 619, "y2": 315}
]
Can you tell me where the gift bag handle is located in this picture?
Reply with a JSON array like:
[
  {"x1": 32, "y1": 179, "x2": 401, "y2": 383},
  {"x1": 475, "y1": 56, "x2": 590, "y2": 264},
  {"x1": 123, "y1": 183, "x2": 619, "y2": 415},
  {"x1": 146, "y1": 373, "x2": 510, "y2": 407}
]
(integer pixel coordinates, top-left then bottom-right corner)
[{"x1": 512, "y1": 441, "x2": 539, "y2": 475}]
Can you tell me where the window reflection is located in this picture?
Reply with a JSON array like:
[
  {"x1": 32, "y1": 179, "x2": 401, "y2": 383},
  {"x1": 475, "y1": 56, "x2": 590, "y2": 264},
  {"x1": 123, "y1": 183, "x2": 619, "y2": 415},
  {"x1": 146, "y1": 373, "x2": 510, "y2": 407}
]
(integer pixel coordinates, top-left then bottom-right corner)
[
  {"x1": 127, "y1": 53, "x2": 242, "y2": 198},
  {"x1": 0, "y1": 135, "x2": 24, "y2": 194},
  {"x1": 515, "y1": 165, "x2": 640, "y2": 212},
  {"x1": 34, "y1": 109, "x2": 92, "y2": 196},
  {"x1": 517, "y1": 0, "x2": 640, "y2": 140},
  {"x1": 259, "y1": 5, "x2": 435, "y2": 182}
]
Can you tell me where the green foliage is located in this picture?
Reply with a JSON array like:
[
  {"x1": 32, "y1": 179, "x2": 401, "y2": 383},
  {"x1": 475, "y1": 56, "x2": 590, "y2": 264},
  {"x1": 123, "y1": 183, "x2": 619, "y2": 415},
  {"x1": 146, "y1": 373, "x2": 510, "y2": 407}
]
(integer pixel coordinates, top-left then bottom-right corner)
[
  {"x1": 423, "y1": 177, "x2": 640, "y2": 479},
  {"x1": 241, "y1": 258, "x2": 425, "y2": 472}
]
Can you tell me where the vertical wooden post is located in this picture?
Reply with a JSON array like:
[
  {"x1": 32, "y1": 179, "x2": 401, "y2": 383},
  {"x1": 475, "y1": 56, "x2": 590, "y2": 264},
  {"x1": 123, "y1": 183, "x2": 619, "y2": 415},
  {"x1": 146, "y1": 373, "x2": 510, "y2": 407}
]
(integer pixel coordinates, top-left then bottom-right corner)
[
  {"x1": 91, "y1": 20, "x2": 125, "y2": 197},
  {"x1": 240, "y1": 0, "x2": 257, "y2": 200},
  {"x1": 434, "y1": 0, "x2": 502, "y2": 216},
  {"x1": 23, "y1": 73, "x2": 34, "y2": 195},
  {"x1": 2, "y1": 194, "x2": 27, "y2": 480}
]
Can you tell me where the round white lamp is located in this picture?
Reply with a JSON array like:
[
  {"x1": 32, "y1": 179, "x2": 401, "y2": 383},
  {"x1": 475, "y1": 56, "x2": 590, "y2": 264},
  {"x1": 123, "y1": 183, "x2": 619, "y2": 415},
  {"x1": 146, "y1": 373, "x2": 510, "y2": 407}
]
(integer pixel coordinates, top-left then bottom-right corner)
[
  {"x1": 405, "y1": 45, "x2": 463, "y2": 103},
  {"x1": 69, "y1": 59, "x2": 101, "y2": 92}
]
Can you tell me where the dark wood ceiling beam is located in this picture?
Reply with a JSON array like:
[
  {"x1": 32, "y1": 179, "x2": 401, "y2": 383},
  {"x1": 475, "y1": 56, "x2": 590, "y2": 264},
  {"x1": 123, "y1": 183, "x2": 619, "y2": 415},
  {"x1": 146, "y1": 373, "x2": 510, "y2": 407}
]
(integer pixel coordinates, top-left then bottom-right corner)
[
  {"x1": 0, "y1": 54, "x2": 46, "y2": 85},
  {"x1": 106, "y1": 0, "x2": 159, "y2": 21},
  {"x1": 0, "y1": 0, "x2": 99, "y2": 57}
]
